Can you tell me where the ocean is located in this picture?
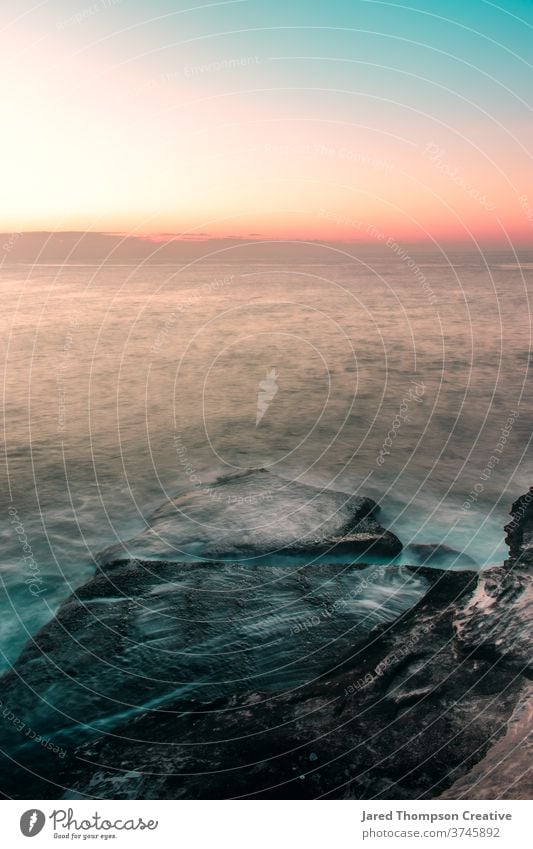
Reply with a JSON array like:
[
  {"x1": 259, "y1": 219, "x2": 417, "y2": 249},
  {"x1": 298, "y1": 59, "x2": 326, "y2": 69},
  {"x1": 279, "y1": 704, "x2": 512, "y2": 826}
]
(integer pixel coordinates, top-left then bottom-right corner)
[{"x1": 1, "y1": 248, "x2": 532, "y2": 671}]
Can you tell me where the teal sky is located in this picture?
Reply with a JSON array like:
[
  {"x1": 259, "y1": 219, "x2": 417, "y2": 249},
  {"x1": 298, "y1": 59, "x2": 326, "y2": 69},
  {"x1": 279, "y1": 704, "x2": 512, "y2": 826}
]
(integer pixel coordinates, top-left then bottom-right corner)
[
  {"x1": 3, "y1": 0, "x2": 532, "y2": 241},
  {"x1": 18, "y1": 0, "x2": 532, "y2": 118}
]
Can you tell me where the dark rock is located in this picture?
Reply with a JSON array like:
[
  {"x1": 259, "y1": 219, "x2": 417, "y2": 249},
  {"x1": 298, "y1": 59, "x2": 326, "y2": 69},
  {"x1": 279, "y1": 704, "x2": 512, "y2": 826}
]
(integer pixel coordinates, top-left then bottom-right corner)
[
  {"x1": 55, "y1": 564, "x2": 530, "y2": 800},
  {"x1": 505, "y1": 486, "x2": 533, "y2": 568},
  {"x1": 0, "y1": 561, "x2": 425, "y2": 781},
  {"x1": 97, "y1": 469, "x2": 402, "y2": 564},
  {"x1": 1, "y1": 487, "x2": 531, "y2": 800},
  {"x1": 440, "y1": 683, "x2": 533, "y2": 800}
]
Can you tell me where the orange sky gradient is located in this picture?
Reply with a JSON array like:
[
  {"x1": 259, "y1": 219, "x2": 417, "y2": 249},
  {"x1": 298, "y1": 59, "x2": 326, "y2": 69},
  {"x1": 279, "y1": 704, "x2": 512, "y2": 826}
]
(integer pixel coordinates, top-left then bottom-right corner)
[{"x1": 1, "y1": 1, "x2": 532, "y2": 246}]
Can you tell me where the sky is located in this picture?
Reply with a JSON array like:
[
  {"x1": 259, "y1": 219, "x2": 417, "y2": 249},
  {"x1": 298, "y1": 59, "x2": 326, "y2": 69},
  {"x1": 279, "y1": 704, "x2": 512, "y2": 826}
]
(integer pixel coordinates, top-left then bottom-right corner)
[{"x1": 1, "y1": 0, "x2": 532, "y2": 245}]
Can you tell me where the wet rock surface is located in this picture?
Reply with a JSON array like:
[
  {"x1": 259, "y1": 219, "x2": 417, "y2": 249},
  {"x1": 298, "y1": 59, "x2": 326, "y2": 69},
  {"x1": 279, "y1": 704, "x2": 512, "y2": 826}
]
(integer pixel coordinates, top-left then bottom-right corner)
[
  {"x1": 56, "y1": 564, "x2": 530, "y2": 800},
  {"x1": 0, "y1": 561, "x2": 425, "y2": 749},
  {"x1": 97, "y1": 469, "x2": 402, "y2": 564},
  {"x1": 440, "y1": 682, "x2": 533, "y2": 800},
  {"x1": 0, "y1": 486, "x2": 531, "y2": 799},
  {"x1": 505, "y1": 486, "x2": 533, "y2": 569}
]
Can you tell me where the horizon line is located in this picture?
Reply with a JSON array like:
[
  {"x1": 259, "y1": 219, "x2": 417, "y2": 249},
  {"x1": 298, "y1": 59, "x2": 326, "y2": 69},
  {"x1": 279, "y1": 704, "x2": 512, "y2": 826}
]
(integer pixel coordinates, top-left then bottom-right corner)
[{"x1": 1, "y1": 230, "x2": 532, "y2": 248}]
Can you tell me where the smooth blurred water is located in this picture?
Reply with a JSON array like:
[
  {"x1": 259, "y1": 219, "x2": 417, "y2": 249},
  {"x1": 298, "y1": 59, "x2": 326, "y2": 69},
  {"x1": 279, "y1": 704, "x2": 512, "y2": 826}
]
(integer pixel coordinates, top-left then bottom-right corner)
[
  {"x1": 1, "y1": 247, "x2": 532, "y2": 670},
  {"x1": 0, "y1": 562, "x2": 429, "y2": 746}
]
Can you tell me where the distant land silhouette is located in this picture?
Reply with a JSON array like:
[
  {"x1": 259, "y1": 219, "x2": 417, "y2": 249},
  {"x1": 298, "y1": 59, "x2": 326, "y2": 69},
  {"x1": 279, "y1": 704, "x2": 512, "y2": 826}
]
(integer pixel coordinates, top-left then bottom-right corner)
[{"x1": 0, "y1": 231, "x2": 526, "y2": 265}]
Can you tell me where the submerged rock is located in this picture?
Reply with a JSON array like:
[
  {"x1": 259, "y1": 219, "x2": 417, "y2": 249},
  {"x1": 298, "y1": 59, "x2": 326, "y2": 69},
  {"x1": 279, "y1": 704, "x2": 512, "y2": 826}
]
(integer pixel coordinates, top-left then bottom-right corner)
[
  {"x1": 54, "y1": 564, "x2": 532, "y2": 800},
  {"x1": 0, "y1": 560, "x2": 425, "y2": 759},
  {"x1": 405, "y1": 543, "x2": 477, "y2": 568},
  {"x1": 0, "y1": 486, "x2": 530, "y2": 800},
  {"x1": 97, "y1": 469, "x2": 402, "y2": 564}
]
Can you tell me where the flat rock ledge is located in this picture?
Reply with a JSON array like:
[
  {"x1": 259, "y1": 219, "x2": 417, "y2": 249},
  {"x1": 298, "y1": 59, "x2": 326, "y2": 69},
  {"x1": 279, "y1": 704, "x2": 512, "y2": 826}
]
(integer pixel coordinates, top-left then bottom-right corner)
[
  {"x1": 0, "y1": 489, "x2": 530, "y2": 799},
  {"x1": 58, "y1": 562, "x2": 531, "y2": 800},
  {"x1": 97, "y1": 469, "x2": 403, "y2": 564}
]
